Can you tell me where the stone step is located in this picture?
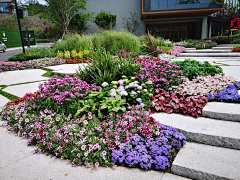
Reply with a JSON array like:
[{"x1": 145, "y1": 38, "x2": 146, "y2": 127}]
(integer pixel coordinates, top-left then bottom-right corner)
[
  {"x1": 186, "y1": 50, "x2": 232, "y2": 53},
  {"x1": 173, "y1": 57, "x2": 240, "y2": 62},
  {"x1": 181, "y1": 52, "x2": 240, "y2": 57},
  {"x1": 202, "y1": 102, "x2": 240, "y2": 122},
  {"x1": 217, "y1": 44, "x2": 239, "y2": 47},
  {"x1": 212, "y1": 47, "x2": 232, "y2": 50},
  {"x1": 171, "y1": 143, "x2": 240, "y2": 180},
  {"x1": 185, "y1": 48, "x2": 196, "y2": 50},
  {"x1": 151, "y1": 113, "x2": 240, "y2": 150}
]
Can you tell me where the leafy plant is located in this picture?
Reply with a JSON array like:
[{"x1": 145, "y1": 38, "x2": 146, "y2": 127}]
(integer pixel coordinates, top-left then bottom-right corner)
[
  {"x1": 141, "y1": 31, "x2": 158, "y2": 57},
  {"x1": 171, "y1": 59, "x2": 224, "y2": 80},
  {"x1": 77, "y1": 52, "x2": 141, "y2": 85},
  {"x1": 94, "y1": 10, "x2": 116, "y2": 30},
  {"x1": 153, "y1": 88, "x2": 208, "y2": 118}
]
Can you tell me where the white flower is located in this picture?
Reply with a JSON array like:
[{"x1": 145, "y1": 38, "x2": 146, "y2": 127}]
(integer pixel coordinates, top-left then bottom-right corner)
[
  {"x1": 101, "y1": 82, "x2": 109, "y2": 87},
  {"x1": 143, "y1": 89, "x2": 148, "y2": 92},
  {"x1": 146, "y1": 80, "x2": 152, "y2": 85},
  {"x1": 110, "y1": 92, "x2": 117, "y2": 96}
]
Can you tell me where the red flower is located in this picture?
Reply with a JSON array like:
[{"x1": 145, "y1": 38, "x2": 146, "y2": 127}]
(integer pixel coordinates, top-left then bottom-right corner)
[
  {"x1": 149, "y1": 117, "x2": 154, "y2": 122},
  {"x1": 39, "y1": 130, "x2": 44, "y2": 135},
  {"x1": 143, "y1": 130, "x2": 149, "y2": 134},
  {"x1": 61, "y1": 142, "x2": 65, "y2": 147}
]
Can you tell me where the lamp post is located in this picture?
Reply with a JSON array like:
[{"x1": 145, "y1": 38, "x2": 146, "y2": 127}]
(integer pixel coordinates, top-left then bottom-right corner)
[{"x1": 14, "y1": 0, "x2": 25, "y2": 54}]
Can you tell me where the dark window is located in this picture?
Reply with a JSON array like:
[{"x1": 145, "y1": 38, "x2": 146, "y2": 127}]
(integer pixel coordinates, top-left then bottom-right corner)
[{"x1": 0, "y1": 2, "x2": 9, "y2": 14}]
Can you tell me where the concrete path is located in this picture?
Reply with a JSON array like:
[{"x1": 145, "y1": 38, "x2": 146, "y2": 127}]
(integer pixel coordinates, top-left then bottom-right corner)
[
  {"x1": 4, "y1": 81, "x2": 45, "y2": 97},
  {"x1": 46, "y1": 63, "x2": 87, "y2": 75},
  {"x1": 0, "y1": 94, "x2": 9, "y2": 110},
  {"x1": 0, "y1": 69, "x2": 48, "y2": 85}
]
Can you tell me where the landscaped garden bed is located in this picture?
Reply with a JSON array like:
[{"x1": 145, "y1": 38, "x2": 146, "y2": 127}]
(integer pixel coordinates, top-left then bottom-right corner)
[
  {"x1": 1, "y1": 31, "x2": 240, "y2": 172},
  {"x1": 176, "y1": 39, "x2": 217, "y2": 49}
]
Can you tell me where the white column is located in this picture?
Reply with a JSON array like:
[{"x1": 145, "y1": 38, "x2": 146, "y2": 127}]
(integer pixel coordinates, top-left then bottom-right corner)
[{"x1": 202, "y1": 16, "x2": 208, "y2": 39}]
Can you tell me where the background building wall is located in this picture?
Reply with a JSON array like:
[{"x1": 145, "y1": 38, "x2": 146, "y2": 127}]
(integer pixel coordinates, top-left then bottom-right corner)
[{"x1": 79, "y1": 0, "x2": 145, "y2": 36}]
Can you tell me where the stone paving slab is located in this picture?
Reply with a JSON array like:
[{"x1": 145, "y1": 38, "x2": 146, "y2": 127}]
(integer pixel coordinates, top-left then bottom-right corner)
[
  {"x1": 221, "y1": 66, "x2": 240, "y2": 80},
  {"x1": 46, "y1": 63, "x2": 88, "y2": 75},
  {"x1": 0, "y1": 126, "x2": 188, "y2": 180},
  {"x1": 181, "y1": 52, "x2": 240, "y2": 57},
  {"x1": 171, "y1": 143, "x2": 240, "y2": 180},
  {"x1": 186, "y1": 50, "x2": 232, "y2": 53},
  {"x1": 0, "y1": 94, "x2": 9, "y2": 110},
  {"x1": 202, "y1": 102, "x2": 240, "y2": 122},
  {"x1": 4, "y1": 81, "x2": 45, "y2": 98},
  {"x1": 151, "y1": 113, "x2": 240, "y2": 149},
  {"x1": 0, "y1": 69, "x2": 48, "y2": 85}
]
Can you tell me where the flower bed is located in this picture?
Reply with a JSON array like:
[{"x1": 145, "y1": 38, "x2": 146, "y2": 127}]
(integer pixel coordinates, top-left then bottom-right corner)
[
  {"x1": 1, "y1": 75, "x2": 186, "y2": 171},
  {"x1": 0, "y1": 58, "x2": 66, "y2": 72},
  {"x1": 176, "y1": 40, "x2": 217, "y2": 49},
  {"x1": 65, "y1": 58, "x2": 92, "y2": 64},
  {"x1": 134, "y1": 58, "x2": 183, "y2": 91},
  {"x1": 168, "y1": 46, "x2": 187, "y2": 57}
]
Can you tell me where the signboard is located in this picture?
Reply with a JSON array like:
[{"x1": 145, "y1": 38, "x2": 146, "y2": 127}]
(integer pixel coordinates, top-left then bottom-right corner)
[
  {"x1": 230, "y1": 18, "x2": 240, "y2": 29},
  {"x1": 0, "y1": 28, "x2": 36, "y2": 48}
]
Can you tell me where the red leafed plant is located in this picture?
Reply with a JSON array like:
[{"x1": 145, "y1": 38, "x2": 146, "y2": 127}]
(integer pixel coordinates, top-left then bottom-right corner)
[
  {"x1": 232, "y1": 48, "x2": 240, "y2": 52},
  {"x1": 152, "y1": 88, "x2": 208, "y2": 118}
]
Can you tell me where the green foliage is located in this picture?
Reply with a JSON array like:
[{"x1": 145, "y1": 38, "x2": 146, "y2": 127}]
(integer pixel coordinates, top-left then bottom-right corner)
[
  {"x1": 69, "y1": 13, "x2": 94, "y2": 34},
  {"x1": 40, "y1": 0, "x2": 87, "y2": 37},
  {"x1": 27, "y1": 1, "x2": 46, "y2": 16},
  {"x1": 94, "y1": 10, "x2": 116, "y2": 30},
  {"x1": 53, "y1": 31, "x2": 141, "y2": 55},
  {"x1": 0, "y1": 15, "x2": 29, "y2": 29},
  {"x1": 77, "y1": 52, "x2": 141, "y2": 86},
  {"x1": 53, "y1": 34, "x2": 94, "y2": 52},
  {"x1": 233, "y1": 45, "x2": 240, "y2": 49},
  {"x1": 159, "y1": 46, "x2": 172, "y2": 52},
  {"x1": 207, "y1": 34, "x2": 240, "y2": 44},
  {"x1": 141, "y1": 31, "x2": 158, "y2": 57},
  {"x1": 75, "y1": 90, "x2": 127, "y2": 119},
  {"x1": 8, "y1": 47, "x2": 56, "y2": 61},
  {"x1": 171, "y1": 59, "x2": 224, "y2": 80}
]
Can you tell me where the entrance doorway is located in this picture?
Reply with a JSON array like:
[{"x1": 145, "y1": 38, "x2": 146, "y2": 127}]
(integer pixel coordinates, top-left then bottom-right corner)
[{"x1": 146, "y1": 21, "x2": 202, "y2": 41}]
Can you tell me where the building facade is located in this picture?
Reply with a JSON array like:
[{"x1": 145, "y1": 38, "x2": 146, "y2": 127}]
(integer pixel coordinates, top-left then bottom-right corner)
[
  {"x1": 80, "y1": 0, "x2": 224, "y2": 41},
  {"x1": 0, "y1": 0, "x2": 28, "y2": 17}
]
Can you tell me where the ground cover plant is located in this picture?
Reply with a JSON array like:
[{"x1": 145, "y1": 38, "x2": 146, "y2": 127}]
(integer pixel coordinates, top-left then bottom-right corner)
[
  {"x1": 1, "y1": 74, "x2": 186, "y2": 171},
  {"x1": 232, "y1": 45, "x2": 240, "y2": 52},
  {"x1": 171, "y1": 60, "x2": 224, "y2": 80},
  {"x1": 65, "y1": 58, "x2": 92, "y2": 64},
  {"x1": 207, "y1": 82, "x2": 240, "y2": 103},
  {"x1": 176, "y1": 39, "x2": 217, "y2": 49},
  {"x1": 171, "y1": 75, "x2": 236, "y2": 97},
  {"x1": 8, "y1": 48, "x2": 56, "y2": 62},
  {"x1": 153, "y1": 88, "x2": 208, "y2": 118},
  {"x1": 0, "y1": 58, "x2": 66, "y2": 72}
]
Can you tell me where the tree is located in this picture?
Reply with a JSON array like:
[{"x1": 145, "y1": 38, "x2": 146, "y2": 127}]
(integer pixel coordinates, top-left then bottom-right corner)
[
  {"x1": 210, "y1": 0, "x2": 240, "y2": 17},
  {"x1": 40, "y1": 0, "x2": 87, "y2": 38},
  {"x1": 69, "y1": 12, "x2": 93, "y2": 34},
  {"x1": 94, "y1": 10, "x2": 116, "y2": 30},
  {"x1": 122, "y1": 12, "x2": 140, "y2": 35}
]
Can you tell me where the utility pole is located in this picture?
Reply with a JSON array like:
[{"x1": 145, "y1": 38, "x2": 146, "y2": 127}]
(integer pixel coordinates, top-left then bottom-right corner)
[{"x1": 15, "y1": 0, "x2": 25, "y2": 54}]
